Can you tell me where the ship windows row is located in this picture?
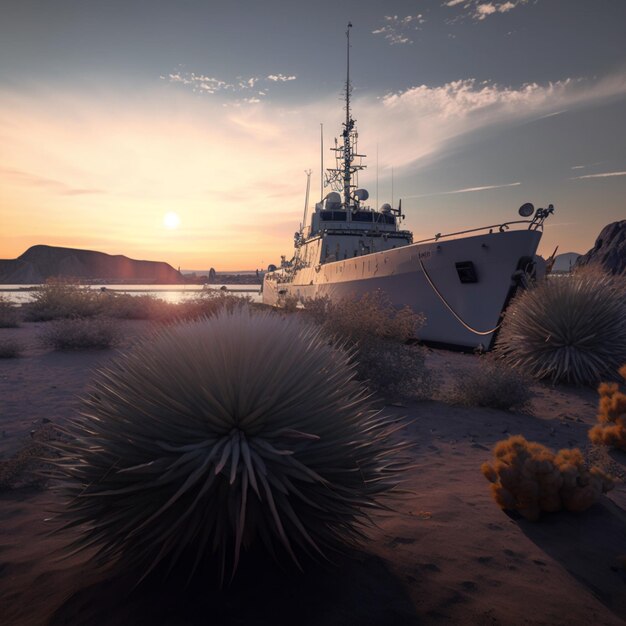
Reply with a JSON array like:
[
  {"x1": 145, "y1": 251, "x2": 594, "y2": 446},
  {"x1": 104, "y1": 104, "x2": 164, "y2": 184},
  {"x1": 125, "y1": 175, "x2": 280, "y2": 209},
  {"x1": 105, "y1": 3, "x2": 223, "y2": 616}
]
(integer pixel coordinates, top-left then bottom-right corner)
[{"x1": 319, "y1": 211, "x2": 395, "y2": 225}]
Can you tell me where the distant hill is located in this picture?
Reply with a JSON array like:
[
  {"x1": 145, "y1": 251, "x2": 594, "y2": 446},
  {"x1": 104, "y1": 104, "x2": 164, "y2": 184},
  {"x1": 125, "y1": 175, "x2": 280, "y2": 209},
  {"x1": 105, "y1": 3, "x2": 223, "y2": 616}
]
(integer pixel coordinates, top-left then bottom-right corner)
[
  {"x1": 551, "y1": 252, "x2": 580, "y2": 273},
  {"x1": 0, "y1": 245, "x2": 185, "y2": 284}
]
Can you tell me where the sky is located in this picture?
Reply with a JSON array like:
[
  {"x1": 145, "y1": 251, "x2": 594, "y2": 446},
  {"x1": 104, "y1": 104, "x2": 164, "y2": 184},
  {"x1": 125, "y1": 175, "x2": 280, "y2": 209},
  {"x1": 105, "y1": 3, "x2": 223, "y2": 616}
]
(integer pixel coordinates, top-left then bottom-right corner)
[{"x1": 1, "y1": 0, "x2": 625, "y2": 270}]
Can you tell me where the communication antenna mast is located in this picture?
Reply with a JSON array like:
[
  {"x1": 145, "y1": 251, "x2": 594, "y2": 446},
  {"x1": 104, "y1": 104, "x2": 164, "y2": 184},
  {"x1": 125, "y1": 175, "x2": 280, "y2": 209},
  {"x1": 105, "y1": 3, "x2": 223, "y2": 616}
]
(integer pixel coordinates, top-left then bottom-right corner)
[
  {"x1": 324, "y1": 22, "x2": 366, "y2": 208},
  {"x1": 303, "y1": 169, "x2": 312, "y2": 232},
  {"x1": 320, "y1": 123, "x2": 324, "y2": 201}
]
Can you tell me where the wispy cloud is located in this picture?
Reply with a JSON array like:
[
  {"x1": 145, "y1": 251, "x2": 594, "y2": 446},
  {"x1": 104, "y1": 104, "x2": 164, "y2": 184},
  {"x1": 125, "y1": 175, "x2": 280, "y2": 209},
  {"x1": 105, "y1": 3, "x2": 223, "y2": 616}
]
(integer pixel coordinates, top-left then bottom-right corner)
[
  {"x1": 365, "y1": 72, "x2": 626, "y2": 169},
  {"x1": 405, "y1": 182, "x2": 521, "y2": 199},
  {"x1": 267, "y1": 74, "x2": 297, "y2": 82},
  {"x1": 0, "y1": 167, "x2": 104, "y2": 196},
  {"x1": 372, "y1": 14, "x2": 426, "y2": 45},
  {"x1": 444, "y1": 0, "x2": 534, "y2": 22},
  {"x1": 570, "y1": 171, "x2": 626, "y2": 180},
  {"x1": 162, "y1": 70, "x2": 297, "y2": 102}
]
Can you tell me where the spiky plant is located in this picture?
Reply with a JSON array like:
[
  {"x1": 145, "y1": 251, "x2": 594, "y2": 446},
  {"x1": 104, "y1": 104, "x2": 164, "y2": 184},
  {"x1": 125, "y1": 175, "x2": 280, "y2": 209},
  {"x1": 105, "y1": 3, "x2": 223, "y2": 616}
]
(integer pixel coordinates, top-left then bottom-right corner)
[
  {"x1": 53, "y1": 308, "x2": 408, "y2": 583},
  {"x1": 495, "y1": 268, "x2": 626, "y2": 386}
]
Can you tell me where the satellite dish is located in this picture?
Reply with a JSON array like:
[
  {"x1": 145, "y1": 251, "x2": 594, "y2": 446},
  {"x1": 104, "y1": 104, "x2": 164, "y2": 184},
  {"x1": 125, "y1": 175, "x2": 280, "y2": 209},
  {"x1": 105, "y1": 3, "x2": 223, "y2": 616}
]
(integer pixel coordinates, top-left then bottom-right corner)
[
  {"x1": 518, "y1": 202, "x2": 534, "y2": 217},
  {"x1": 354, "y1": 188, "x2": 369, "y2": 201}
]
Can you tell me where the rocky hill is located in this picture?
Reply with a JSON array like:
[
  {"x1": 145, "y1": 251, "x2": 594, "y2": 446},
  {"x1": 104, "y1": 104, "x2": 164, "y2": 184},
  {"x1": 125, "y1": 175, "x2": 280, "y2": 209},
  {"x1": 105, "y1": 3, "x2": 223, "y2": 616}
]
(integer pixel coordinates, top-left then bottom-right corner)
[
  {"x1": 575, "y1": 220, "x2": 626, "y2": 275},
  {"x1": 0, "y1": 245, "x2": 185, "y2": 284}
]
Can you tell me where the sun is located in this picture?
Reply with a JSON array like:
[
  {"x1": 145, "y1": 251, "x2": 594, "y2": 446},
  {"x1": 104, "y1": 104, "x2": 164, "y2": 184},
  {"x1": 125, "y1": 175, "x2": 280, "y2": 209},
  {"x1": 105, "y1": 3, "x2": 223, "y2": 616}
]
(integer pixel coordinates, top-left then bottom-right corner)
[{"x1": 163, "y1": 212, "x2": 181, "y2": 229}]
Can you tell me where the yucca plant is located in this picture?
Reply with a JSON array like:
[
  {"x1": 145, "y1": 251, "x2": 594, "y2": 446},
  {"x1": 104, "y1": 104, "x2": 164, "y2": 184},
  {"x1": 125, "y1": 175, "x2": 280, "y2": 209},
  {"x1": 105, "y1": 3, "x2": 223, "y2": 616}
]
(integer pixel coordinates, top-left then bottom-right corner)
[
  {"x1": 495, "y1": 268, "x2": 626, "y2": 386},
  {"x1": 52, "y1": 308, "x2": 409, "y2": 583}
]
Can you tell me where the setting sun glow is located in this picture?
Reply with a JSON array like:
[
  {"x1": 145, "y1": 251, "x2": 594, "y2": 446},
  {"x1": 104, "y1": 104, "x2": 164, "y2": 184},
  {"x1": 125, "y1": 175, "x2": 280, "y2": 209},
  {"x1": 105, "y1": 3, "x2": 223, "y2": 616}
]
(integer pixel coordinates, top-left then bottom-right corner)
[{"x1": 163, "y1": 212, "x2": 181, "y2": 229}]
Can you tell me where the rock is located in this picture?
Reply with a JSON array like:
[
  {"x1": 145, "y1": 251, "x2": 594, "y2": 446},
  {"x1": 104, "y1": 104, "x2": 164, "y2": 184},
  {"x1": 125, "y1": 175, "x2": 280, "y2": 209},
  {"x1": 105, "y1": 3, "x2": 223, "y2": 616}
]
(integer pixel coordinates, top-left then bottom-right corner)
[{"x1": 574, "y1": 220, "x2": 626, "y2": 275}]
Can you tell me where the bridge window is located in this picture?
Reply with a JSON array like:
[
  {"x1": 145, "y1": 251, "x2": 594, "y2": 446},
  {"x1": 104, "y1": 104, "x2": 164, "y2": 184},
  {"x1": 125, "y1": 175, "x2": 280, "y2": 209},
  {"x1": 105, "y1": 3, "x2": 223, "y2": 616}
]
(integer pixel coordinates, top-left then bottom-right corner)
[{"x1": 320, "y1": 211, "x2": 347, "y2": 222}]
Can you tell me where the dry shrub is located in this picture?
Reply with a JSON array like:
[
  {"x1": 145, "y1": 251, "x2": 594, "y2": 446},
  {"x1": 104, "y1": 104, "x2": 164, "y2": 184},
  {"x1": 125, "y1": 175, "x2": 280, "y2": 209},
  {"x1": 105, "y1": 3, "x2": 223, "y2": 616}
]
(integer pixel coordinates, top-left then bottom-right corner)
[
  {"x1": 0, "y1": 295, "x2": 21, "y2": 327},
  {"x1": 0, "y1": 423, "x2": 61, "y2": 491},
  {"x1": 482, "y1": 435, "x2": 614, "y2": 521},
  {"x1": 495, "y1": 267, "x2": 626, "y2": 386},
  {"x1": 23, "y1": 278, "x2": 102, "y2": 321},
  {"x1": 302, "y1": 292, "x2": 432, "y2": 399},
  {"x1": 39, "y1": 317, "x2": 120, "y2": 350},
  {"x1": 304, "y1": 290, "x2": 423, "y2": 345},
  {"x1": 450, "y1": 357, "x2": 532, "y2": 410},
  {"x1": 0, "y1": 339, "x2": 22, "y2": 358},
  {"x1": 589, "y1": 365, "x2": 626, "y2": 450},
  {"x1": 103, "y1": 293, "x2": 173, "y2": 320},
  {"x1": 176, "y1": 290, "x2": 252, "y2": 320},
  {"x1": 356, "y1": 339, "x2": 436, "y2": 401},
  {"x1": 51, "y1": 308, "x2": 410, "y2": 582}
]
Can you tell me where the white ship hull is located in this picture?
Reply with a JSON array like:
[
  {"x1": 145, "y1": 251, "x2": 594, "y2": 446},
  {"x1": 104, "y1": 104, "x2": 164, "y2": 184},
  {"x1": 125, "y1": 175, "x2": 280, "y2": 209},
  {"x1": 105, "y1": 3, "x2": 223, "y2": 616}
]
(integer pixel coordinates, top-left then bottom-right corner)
[{"x1": 263, "y1": 228, "x2": 542, "y2": 349}]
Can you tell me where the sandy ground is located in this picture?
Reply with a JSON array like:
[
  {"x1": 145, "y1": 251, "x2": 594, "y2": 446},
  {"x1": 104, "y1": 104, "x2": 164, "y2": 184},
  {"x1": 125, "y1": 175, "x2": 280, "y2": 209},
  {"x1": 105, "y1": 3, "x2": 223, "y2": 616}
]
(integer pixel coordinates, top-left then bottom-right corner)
[{"x1": 1, "y1": 321, "x2": 625, "y2": 625}]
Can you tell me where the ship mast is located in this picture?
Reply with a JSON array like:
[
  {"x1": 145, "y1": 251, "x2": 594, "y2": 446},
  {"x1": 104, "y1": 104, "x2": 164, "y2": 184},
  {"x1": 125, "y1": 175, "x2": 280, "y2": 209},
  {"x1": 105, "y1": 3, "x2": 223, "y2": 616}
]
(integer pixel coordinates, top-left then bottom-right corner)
[{"x1": 325, "y1": 22, "x2": 365, "y2": 208}]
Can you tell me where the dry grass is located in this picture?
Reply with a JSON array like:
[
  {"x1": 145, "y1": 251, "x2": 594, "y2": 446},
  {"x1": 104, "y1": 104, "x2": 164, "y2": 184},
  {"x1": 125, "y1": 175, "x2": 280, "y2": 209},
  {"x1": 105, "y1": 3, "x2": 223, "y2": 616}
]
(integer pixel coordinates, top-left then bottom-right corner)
[
  {"x1": 482, "y1": 435, "x2": 614, "y2": 521},
  {"x1": 448, "y1": 357, "x2": 533, "y2": 410},
  {"x1": 21, "y1": 280, "x2": 252, "y2": 323},
  {"x1": 38, "y1": 317, "x2": 120, "y2": 351}
]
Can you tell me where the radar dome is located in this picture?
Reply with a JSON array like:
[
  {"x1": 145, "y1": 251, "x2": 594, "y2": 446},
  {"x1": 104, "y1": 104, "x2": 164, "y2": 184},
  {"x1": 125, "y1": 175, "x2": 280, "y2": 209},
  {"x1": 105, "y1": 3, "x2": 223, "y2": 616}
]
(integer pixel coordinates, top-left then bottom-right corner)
[
  {"x1": 324, "y1": 192, "x2": 342, "y2": 210},
  {"x1": 354, "y1": 188, "x2": 369, "y2": 201},
  {"x1": 381, "y1": 203, "x2": 392, "y2": 213}
]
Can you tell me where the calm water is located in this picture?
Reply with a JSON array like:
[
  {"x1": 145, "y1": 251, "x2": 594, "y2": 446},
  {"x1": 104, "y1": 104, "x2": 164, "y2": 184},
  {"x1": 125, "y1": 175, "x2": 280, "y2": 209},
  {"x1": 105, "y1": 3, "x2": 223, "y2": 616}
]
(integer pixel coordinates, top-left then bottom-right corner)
[{"x1": 0, "y1": 284, "x2": 262, "y2": 305}]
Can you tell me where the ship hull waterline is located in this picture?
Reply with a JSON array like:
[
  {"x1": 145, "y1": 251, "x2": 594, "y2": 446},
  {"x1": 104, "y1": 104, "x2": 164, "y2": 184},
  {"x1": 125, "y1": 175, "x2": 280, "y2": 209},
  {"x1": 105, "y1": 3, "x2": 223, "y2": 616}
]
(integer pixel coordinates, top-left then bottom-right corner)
[{"x1": 263, "y1": 228, "x2": 542, "y2": 350}]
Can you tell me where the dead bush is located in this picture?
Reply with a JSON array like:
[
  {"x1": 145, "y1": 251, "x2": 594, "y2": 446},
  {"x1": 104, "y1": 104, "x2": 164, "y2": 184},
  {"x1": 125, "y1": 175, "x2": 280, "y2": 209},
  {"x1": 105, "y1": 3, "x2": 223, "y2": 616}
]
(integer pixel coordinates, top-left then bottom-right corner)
[
  {"x1": 23, "y1": 278, "x2": 102, "y2": 321},
  {"x1": 304, "y1": 290, "x2": 424, "y2": 345},
  {"x1": 482, "y1": 435, "x2": 614, "y2": 521},
  {"x1": 0, "y1": 339, "x2": 22, "y2": 358},
  {"x1": 588, "y1": 364, "x2": 626, "y2": 450},
  {"x1": 39, "y1": 317, "x2": 120, "y2": 350},
  {"x1": 0, "y1": 296, "x2": 21, "y2": 327},
  {"x1": 356, "y1": 339, "x2": 437, "y2": 401},
  {"x1": 450, "y1": 357, "x2": 533, "y2": 410}
]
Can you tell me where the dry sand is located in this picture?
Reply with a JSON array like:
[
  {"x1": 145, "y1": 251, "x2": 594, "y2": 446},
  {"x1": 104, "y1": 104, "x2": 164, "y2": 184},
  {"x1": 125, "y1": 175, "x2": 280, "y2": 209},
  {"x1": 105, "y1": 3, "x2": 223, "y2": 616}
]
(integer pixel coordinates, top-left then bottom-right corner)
[{"x1": 1, "y1": 322, "x2": 625, "y2": 625}]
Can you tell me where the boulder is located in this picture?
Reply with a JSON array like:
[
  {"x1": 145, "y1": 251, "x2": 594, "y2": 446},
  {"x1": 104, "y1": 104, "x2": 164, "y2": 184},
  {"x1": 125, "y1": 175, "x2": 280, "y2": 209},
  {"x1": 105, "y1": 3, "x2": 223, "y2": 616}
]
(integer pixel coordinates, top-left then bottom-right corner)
[{"x1": 575, "y1": 220, "x2": 626, "y2": 275}]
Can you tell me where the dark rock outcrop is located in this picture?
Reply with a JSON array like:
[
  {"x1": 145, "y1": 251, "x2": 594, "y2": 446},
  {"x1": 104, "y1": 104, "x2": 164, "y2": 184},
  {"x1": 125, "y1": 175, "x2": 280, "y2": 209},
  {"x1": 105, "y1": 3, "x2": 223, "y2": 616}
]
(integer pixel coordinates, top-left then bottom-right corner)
[
  {"x1": 575, "y1": 220, "x2": 626, "y2": 275},
  {"x1": 0, "y1": 245, "x2": 185, "y2": 284}
]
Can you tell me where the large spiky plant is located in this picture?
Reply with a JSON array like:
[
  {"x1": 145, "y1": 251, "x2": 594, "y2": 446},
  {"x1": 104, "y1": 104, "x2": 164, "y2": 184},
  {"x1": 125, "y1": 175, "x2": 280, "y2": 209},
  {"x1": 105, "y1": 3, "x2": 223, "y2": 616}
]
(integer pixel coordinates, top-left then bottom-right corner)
[
  {"x1": 495, "y1": 268, "x2": 626, "y2": 386},
  {"x1": 53, "y1": 308, "x2": 408, "y2": 583}
]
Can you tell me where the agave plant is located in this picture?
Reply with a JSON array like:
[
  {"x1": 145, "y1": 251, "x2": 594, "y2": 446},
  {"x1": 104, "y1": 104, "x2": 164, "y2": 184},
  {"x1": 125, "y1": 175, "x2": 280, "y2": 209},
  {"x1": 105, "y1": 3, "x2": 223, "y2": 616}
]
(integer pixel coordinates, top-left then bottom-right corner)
[
  {"x1": 53, "y1": 308, "x2": 408, "y2": 583},
  {"x1": 495, "y1": 268, "x2": 626, "y2": 386}
]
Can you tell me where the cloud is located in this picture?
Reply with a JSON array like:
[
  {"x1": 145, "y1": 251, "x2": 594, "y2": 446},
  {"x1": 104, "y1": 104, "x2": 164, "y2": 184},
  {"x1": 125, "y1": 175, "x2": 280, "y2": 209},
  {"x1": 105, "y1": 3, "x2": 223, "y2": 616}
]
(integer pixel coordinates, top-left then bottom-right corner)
[
  {"x1": 444, "y1": 0, "x2": 533, "y2": 21},
  {"x1": 162, "y1": 70, "x2": 297, "y2": 101},
  {"x1": 372, "y1": 14, "x2": 426, "y2": 45},
  {"x1": 267, "y1": 74, "x2": 297, "y2": 82},
  {"x1": 570, "y1": 171, "x2": 626, "y2": 180},
  {"x1": 0, "y1": 167, "x2": 105, "y2": 196},
  {"x1": 363, "y1": 72, "x2": 626, "y2": 169},
  {"x1": 405, "y1": 182, "x2": 521, "y2": 199}
]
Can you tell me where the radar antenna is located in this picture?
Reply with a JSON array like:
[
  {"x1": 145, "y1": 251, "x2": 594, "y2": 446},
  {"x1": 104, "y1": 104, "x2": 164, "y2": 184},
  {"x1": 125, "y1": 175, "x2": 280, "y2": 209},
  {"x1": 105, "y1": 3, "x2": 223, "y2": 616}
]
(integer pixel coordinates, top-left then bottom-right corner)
[{"x1": 324, "y1": 22, "x2": 366, "y2": 208}]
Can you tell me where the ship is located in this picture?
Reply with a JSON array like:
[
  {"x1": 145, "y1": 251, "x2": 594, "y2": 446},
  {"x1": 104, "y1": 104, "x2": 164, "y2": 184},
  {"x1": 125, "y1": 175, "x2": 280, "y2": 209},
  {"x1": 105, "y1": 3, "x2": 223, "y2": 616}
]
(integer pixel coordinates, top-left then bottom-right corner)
[{"x1": 262, "y1": 23, "x2": 553, "y2": 350}]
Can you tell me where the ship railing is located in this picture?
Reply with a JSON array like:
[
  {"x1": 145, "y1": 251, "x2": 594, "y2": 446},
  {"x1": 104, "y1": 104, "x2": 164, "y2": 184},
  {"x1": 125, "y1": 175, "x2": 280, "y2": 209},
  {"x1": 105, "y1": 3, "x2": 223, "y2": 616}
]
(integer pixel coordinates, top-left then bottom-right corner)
[{"x1": 413, "y1": 216, "x2": 547, "y2": 246}]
